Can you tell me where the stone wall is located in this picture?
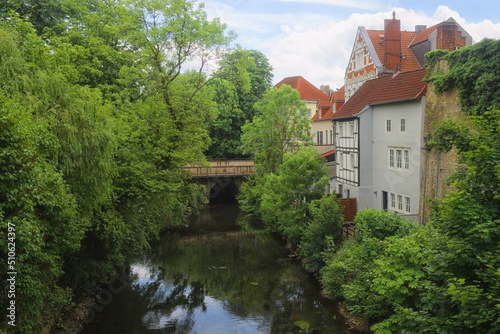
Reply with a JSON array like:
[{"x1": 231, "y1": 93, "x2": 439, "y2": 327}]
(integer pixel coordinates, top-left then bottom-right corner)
[{"x1": 418, "y1": 60, "x2": 467, "y2": 224}]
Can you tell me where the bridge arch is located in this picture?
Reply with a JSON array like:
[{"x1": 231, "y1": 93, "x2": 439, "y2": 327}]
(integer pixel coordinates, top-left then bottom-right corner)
[{"x1": 184, "y1": 160, "x2": 255, "y2": 204}]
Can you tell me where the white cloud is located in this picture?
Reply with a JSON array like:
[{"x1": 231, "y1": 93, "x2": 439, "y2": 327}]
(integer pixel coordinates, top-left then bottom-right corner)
[
  {"x1": 204, "y1": 2, "x2": 500, "y2": 90},
  {"x1": 276, "y1": 0, "x2": 395, "y2": 11}
]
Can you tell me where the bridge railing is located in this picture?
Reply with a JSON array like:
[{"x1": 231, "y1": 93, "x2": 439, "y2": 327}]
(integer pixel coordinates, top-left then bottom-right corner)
[{"x1": 185, "y1": 160, "x2": 255, "y2": 178}]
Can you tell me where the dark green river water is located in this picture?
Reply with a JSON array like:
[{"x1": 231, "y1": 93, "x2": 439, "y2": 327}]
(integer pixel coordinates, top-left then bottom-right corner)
[{"x1": 81, "y1": 203, "x2": 358, "y2": 334}]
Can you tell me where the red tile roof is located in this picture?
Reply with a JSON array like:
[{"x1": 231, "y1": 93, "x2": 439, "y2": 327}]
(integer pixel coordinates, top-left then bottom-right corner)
[
  {"x1": 319, "y1": 149, "x2": 335, "y2": 158},
  {"x1": 331, "y1": 69, "x2": 427, "y2": 120},
  {"x1": 366, "y1": 30, "x2": 421, "y2": 72},
  {"x1": 275, "y1": 76, "x2": 330, "y2": 102},
  {"x1": 333, "y1": 86, "x2": 345, "y2": 102},
  {"x1": 311, "y1": 104, "x2": 335, "y2": 121},
  {"x1": 410, "y1": 24, "x2": 438, "y2": 46}
]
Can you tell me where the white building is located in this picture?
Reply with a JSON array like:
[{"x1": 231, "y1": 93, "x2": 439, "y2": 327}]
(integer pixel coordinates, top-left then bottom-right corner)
[{"x1": 331, "y1": 70, "x2": 427, "y2": 221}]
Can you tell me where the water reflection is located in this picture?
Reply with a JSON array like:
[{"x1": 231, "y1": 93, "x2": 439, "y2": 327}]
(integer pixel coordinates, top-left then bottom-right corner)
[{"x1": 81, "y1": 204, "x2": 357, "y2": 334}]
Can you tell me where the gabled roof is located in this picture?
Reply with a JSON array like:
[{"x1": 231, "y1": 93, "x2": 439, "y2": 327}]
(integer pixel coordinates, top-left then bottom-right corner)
[
  {"x1": 331, "y1": 69, "x2": 427, "y2": 120},
  {"x1": 366, "y1": 30, "x2": 421, "y2": 72},
  {"x1": 332, "y1": 86, "x2": 345, "y2": 102},
  {"x1": 311, "y1": 104, "x2": 335, "y2": 121},
  {"x1": 275, "y1": 76, "x2": 330, "y2": 102}
]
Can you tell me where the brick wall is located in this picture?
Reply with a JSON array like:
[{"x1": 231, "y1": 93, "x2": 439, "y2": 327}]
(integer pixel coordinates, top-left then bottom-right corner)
[
  {"x1": 436, "y1": 23, "x2": 467, "y2": 51},
  {"x1": 418, "y1": 60, "x2": 467, "y2": 224}
]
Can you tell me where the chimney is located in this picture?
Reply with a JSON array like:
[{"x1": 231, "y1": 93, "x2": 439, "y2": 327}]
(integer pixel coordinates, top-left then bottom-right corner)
[
  {"x1": 415, "y1": 25, "x2": 427, "y2": 34},
  {"x1": 436, "y1": 22, "x2": 461, "y2": 51},
  {"x1": 384, "y1": 11, "x2": 401, "y2": 72},
  {"x1": 320, "y1": 85, "x2": 330, "y2": 95}
]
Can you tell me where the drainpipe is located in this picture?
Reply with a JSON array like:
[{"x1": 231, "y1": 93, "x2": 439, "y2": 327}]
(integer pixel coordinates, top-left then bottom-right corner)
[
  {"x1": 435, "y1": 149, "x2": 440, "y2": 197},
  {"x1": 421, "y1": 146, "x2": 430, "y2": 226}
]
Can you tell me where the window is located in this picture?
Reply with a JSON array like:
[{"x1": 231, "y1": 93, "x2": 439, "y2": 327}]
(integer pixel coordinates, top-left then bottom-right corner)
[
  {"x1": 350, "y1": 153, "x2": 355, "y2": 170},
  {"x1": 389, "y1": 147, "x2": 410, "y2": 171},
  {"x1": 317, "y1": 131, "x2": 323, "y2": 145},
  {"x1": 339, "y1": 152, "x2": 343, "y2": 167},
  {"x1": 386, "y1": 119, "x2": 391, "y2": 133},
  {"x1": 400, "y1": 118, "x2": 406, "y2": 132},
  {"x1": 405, "y1": 196, "x2": 411, "y2": 213},
  {"x1": 330, "y1": 130, "x2": 333, "y2": 144},
  {"x1": 338, "y1": 123, "x2": 343, "y2": 136},
  {"x1": 349, "y1": 121, "x2": 354, "y2": 136},
  {"x1": 325, "y1": 130, "x2": 328, "y2": 144},
  {"x1": 307, "y1": 109, "x2": 311, "y2": 117},
  {"x1": 389, "y1": 192, "x2": 411, "y2": 214},
  {"x1": 396, "y1": 149, "x2": 402, "y2": 169},
  {"x1": 404, "y1": 149, "x2": 410, "y2": 170}
]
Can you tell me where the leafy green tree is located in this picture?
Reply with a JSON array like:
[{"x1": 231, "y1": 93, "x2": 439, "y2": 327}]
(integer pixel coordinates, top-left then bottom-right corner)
[
  {"x1": 206, "y1": 48, "x2": 273, "y2": 159},
  {"x1": 259, "y1": 147, "x2": 329, "y2": 245},
  {"x1": 298, "y1": 195, "x2": 344, "y2": 272},
  {"x1": 0, "y1": 0, "x2": 90, "y2": 35},
  {"x1": 241, "y1": 84, "x2": 312, "y2": 173}
]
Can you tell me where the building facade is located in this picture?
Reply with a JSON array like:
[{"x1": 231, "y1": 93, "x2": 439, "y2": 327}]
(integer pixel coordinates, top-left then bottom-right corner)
[{"x1": 331, "y1": 70, "x2": 427, "y2": 221}]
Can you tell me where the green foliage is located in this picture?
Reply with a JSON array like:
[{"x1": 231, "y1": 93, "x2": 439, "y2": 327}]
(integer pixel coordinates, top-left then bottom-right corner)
[
  {"x1": 354, "y1": 209, "x2": 417, "y2": 242},
  {"x1": 240, "y1": 146, "x2": 343, "y2": 274},
  {"x1": 259, "y1": 147, "x2": 329, "y2": 245},
  {"x1": 206, "y1": 48, "x2": 273, "y2": 159},
  {"x1": 0, "y1": 94, "x2": 84, "y2": 333},
  {"x1": 321, "y1": 210, "x2": 417, "y2": 322},
  {"x1": 0, "y1": 0, "x2": 236, "y2": 330},
  {"x1": 241, "y1": 84, "x2": 312, "y2": 174},
  {"x1": 426, "y1": 39, "x2": 500, "y2": 115},
  {"x1": 298, "y1": 195, "x2": 344, "y2": 272}
]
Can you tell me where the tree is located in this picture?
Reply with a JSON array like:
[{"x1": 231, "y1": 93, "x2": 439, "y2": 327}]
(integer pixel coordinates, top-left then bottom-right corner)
[
  {"x1": 241, "y1": 84, "x2": 312, "y2": 173},
  {"x1": 205, "y1": 48, "x2": 273, "y2": 159}
]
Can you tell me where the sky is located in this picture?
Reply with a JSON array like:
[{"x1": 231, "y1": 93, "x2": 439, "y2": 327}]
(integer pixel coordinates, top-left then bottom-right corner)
[{"x1": 201, "y1": 0, "x2": 500, "y2": 90}]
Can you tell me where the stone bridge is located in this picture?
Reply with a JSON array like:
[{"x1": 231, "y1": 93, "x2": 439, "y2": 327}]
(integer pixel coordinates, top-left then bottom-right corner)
[{"x1": 185, "y1": 160, "x2": 255, "y2": 202}]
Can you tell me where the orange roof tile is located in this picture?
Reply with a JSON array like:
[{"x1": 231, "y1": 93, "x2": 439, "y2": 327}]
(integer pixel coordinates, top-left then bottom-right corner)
[
  {"x1": 333, "y1": 86, "x2": 345, "y2": 102},
  {"x1": 410, "y1": 24, "x2": 438, "y2": 46},
  {"x1": 275, "y1": 76, "x2": 330, "y2": 102},
  {"x1": 331, "y1": 69, "x2": 427, "y2": 120}
]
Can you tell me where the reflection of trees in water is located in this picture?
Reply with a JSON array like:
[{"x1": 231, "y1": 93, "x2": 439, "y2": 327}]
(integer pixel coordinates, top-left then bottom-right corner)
[{"x1": 130, "y1": 269, "x2": 207, "y2": 333}]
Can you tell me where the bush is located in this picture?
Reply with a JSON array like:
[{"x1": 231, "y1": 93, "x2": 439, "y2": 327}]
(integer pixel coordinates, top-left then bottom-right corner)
[
  {"x1": 354, "y1": 209, "x2": 416, "y2": 242},
  {"x1": 298, "y1": 195, "x2": 343, "y2": 272}
]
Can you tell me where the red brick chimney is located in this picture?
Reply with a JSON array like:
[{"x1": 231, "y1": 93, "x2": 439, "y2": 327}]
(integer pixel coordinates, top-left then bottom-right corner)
[
  {"x1": 384, "y1": 11, "x2": 401, "y2": 72},
  {"x1": 436, "y1": 22, "x2": 466, "y2": 51}
]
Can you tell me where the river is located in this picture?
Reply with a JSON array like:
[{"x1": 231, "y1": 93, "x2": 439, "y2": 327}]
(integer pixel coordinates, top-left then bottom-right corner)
[{"x1": 81, "y1": 202, "x2": 359, "y2": 334}]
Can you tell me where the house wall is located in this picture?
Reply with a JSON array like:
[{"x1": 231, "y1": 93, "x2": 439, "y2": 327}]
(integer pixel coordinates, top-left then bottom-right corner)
[
  {"x1": 358, "y1": 110, "x2": 374, "y2": 210},
  {"x1": 345, "y1": 28, "x2": 379, "y2": 101},
  {"x1": 370, "y1": 99, "x2": 425, "y2": 222},
  {"x1": 312, "y1": 119, "x2": 334, "y2": 151},
  {"x1": 305, "y1": 100, "x2": 317, "y2": 119}
]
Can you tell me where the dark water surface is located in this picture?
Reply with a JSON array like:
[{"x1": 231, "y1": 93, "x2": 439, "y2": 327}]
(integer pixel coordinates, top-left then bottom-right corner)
[{"x1": 81, "y1": 203, "x2": 358, "y2": 334}]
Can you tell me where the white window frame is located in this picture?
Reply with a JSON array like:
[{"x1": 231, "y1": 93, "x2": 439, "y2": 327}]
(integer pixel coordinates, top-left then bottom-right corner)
[
  {"x1": 338, "y1": 123, "x2": 343, "y2": 137},
  {"x1": 339, "y1": 152, "x2": 343, "y2": 168},
  {"x1": 389, "y1": 192, "x2": 412, "y2": 214},
  {"x1": 349, "y1": 121, "x2": 354, "y2": 136},
  {"x1": 386, "y1": 119, "x2": 391, "y2": 133},
  {"x1": 404, "y1": 149, "x2": 410, "y2": 170},
  {"x1": 397, "y1": 195, "x2": 403, "y2": 211},
  {"x1": 389, "y1": 147, "x2": 410, "y2": 171},
  {"x1": 400, "y1": 118, "x2": 406, "y2": 133}
]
